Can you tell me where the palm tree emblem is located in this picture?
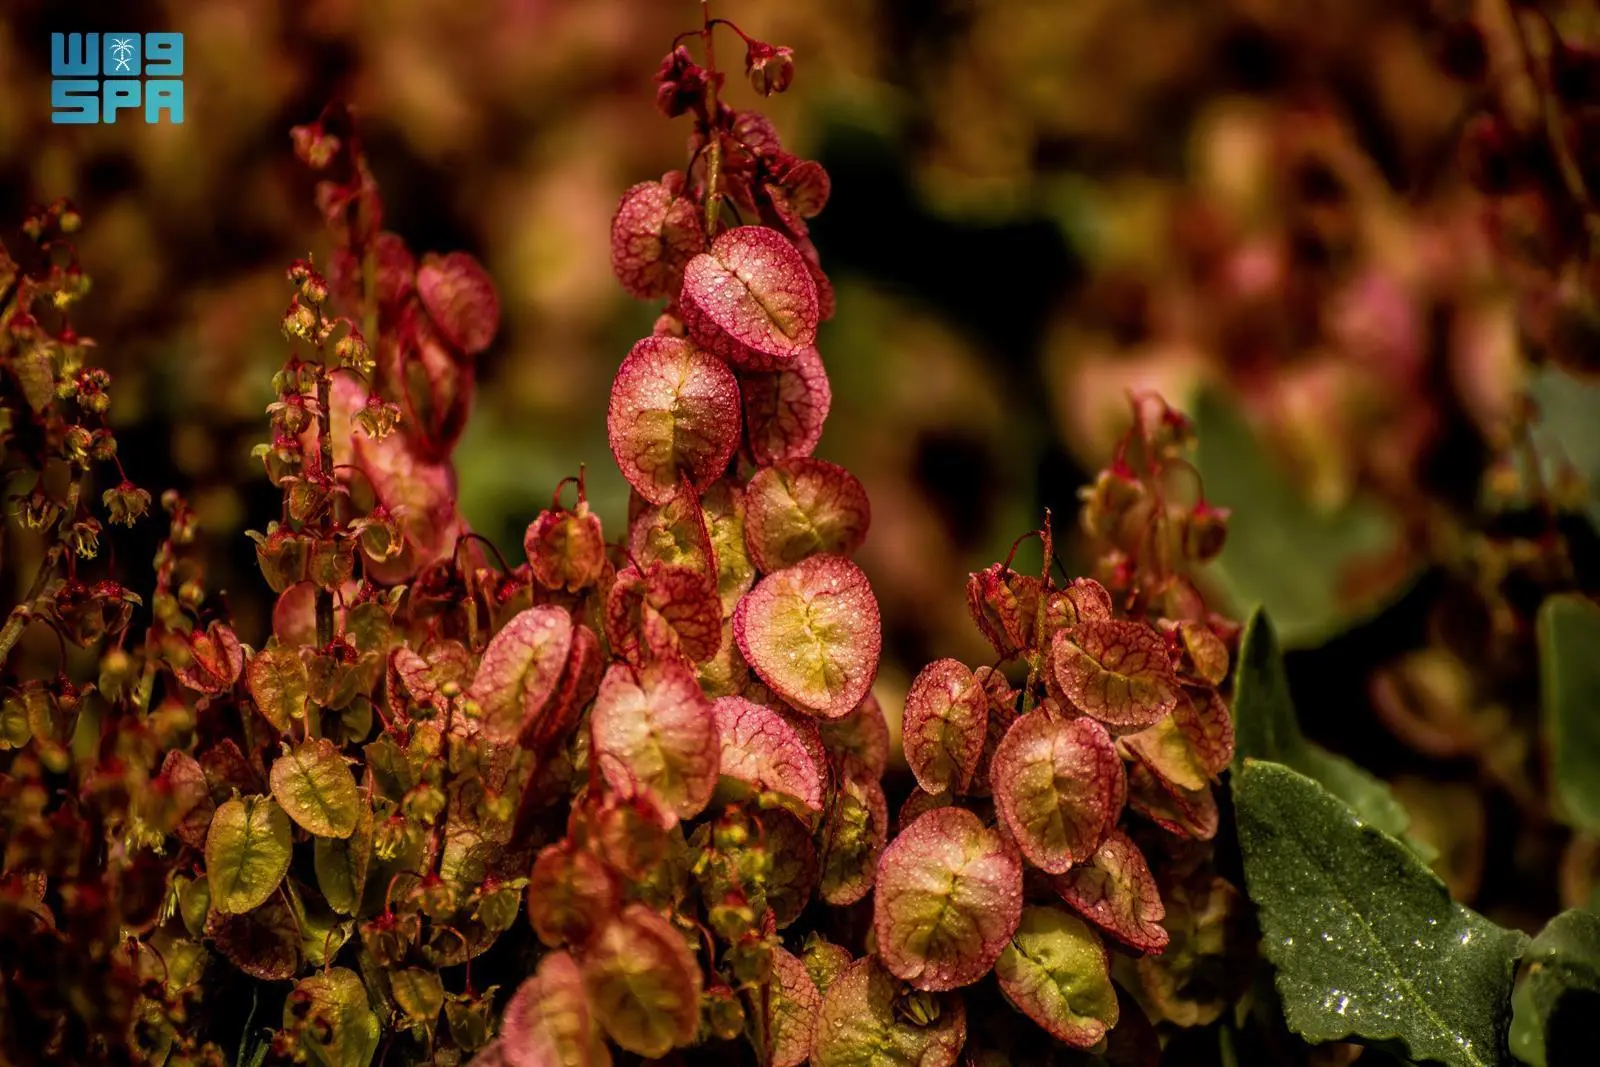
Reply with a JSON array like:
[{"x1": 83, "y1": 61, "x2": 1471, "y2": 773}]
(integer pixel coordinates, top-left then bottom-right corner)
[{"x1": 108, "y1": 37, "x2": 136, "y2": 73}]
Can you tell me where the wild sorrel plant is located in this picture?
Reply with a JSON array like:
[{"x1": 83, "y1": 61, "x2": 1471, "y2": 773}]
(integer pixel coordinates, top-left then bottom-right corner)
[
  {"x1": 7, "y1": 4, "x2": 879, "y2": 1065},
  {"x1": 0, "y1": 199, "x2": 177, "y2": 1066},
  {"x1": 14, "y1": 4, "x2": 1599, "y2": 1067},
  {"x1": 480, "y1": 6, "x2": 893, "y2": 1065},
  {"x1": 807, "y1": 394, "x2": 1244, "y2": 1066}
]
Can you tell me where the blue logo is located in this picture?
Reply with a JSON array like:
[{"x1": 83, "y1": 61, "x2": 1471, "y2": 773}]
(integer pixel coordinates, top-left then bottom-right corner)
[{"x1": 51, "y1": 32, "x2": 184, "y2": 124}]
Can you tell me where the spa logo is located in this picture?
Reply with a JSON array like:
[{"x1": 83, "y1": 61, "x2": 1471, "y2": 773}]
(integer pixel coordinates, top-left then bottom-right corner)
[{"x1": 51, "y1": 32, "x2": 184, "y2": 124}]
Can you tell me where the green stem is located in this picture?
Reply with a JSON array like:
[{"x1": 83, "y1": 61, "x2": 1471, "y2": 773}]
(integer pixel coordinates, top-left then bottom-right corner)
[
  {"x1": 0, "y1": 544, "x2": 63, "y2": 668},
  {"x1": 315, "y1": 365, "x2": 336, "y2": 649},
  {"x1": 702, "y1": 0, "x2": 723, "y2": 239}
]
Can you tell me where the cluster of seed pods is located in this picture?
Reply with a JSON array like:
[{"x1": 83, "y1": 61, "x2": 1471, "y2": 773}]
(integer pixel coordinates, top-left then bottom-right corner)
[{"x1": 483, "y1": 20, "x2": 896, "y2": 1067}]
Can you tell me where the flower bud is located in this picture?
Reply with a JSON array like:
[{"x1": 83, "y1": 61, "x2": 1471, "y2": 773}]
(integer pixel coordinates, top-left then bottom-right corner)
[
  {"x1": 247, "y1": 523, "x2": 313, "y2": 593},
  {"x1": 51, "y1": 579, "x2": 139, "y2": 646},
  {"x1": 966, "y1": 563, "x2": 1042, "y2": 659},
  {"x1": 353, "y1": 395, "x2": 401, "y2": 442},
  {"x1": 655, "y1": 46, "x2": 711, "y2": 117},
  {"x1": 21, "y1": 205, "x2": 48, "y2": 241},
  {"x1": 416, "y1": 874, "x2": 456, "y2": 920},
  {"x1": 300, "y1": 271, "x2": 329, "y2": 306},
  {"x1": 69, "y1": 517, "x2": 101, "y2": 559},
  {"x1": 309, "y1": 535, "x2": 356, "y2": 591},
  {"x1": 1079, "y1": 465, "x2": 1147, "y2": 542},
  {"x1": 745, "y1": 40, "x2": 795, "y2": 96},
  {"x1": 374, "y1": 814, "x2": 409, "y2": 860},
  {"x1": 1183, "y1": 501, "x2": 1230, "y2": 562},
  {"x1": 360, "y1": 912, "x2": 410, "y2": 967},
  {"x1": 90, "y1": 430, "x2": 117, "y2": 461},
  {"x1": 473, "y1": 878, "x2": 522, "y2": 933},
  {"x1": 103, "y1": 481, "x2": 152, "y2": 527},
  {"x1": 1143, "y1": 396, "x2": 1195, "y2": 457},
  {"x1": 727, "y1": 936, "x2": 773, "y2": 986},
  {"x1": 444, "y1": 990, "x2": 495, "y2": 1052},
  {"x1": 349, "y1": 505, "x2": 403, "y2": 562},
  {"x1": 281, "y1": 298, "x2": 317, "y2": 342},
  {"x1": 524, "y1": 498, "x2": 606, "y2": 592},
  {"x1": 98, "y1": 647, "x2": 136, "y2": 699},
  {"x1": 63, "y1": 424, "x2": 94, "y2": 465},
  {"x1": 162, "y1": 490, "x2": 200, "y2": 543},
  {"x1": 269, "y1": 392, "x2": 312, "y2": 435},
  {"x1": 335, "y1": 329, "x2": 374, "y2": 375},
  {"x1": 55, "y1": 201, "x2": 82, "y2": 234},
  {"x1": 713, "y1": 811, "x2": 751, "y2": 852},
  {"x1": 897, "y1": 989, "x2": 943, "y2": 1027},
  {"x1": 290, "y1": 121, "x2": 340, "y2": 170},
  {"x1": 706, "y1": 986, "x2": 745, "y2": 1041},
  {"x1": 15, "y1": 490, "x2": 62, "y2": 530},
  {"x1": 404, "y1": 782, "x2": 447, "y2": 824}
]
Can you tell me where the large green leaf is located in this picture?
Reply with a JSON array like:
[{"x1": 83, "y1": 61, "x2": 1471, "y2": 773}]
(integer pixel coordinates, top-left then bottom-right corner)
[
  {"x1": 1232, "y1": 608, "x2": 1424, "y2": 856},
  {"x1": 205, "y1": 796, "x2": 293, "y2": 915},
  {"x1": 1510, "y1": 908, "x2": 1600, "y2": 1067},
  {"x1": 1192, "y1": 386, "x2": 1411, "y2": 647},
  {"x1": 314, "y1": 794, "x2": 373, "y2": 916},
  {"x1": 1538, "y1": 595, "x2": 1600, "y2": 833},
  {"x1": 1235, "y1": 760, "x2": 1526, "y2": 1067},
  {"x1": 270, "y1": 738, "x2": 361, "y2": 838}
]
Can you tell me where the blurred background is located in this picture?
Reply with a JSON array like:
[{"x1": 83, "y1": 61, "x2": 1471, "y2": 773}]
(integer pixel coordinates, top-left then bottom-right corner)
[{"x1": 6, "y1": 0, "x2": 1600, "y2": 932}]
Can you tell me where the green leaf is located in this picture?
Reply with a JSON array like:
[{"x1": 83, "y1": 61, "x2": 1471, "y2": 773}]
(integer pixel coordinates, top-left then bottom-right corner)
[
  {"x1": 993, "y1": 905, "x2": 1118, "y2": 1048},
  {"x1": 15, "y1": 341, "x2": 56, "y2": 412},
  {"x1": 391, "y1": 967, "x2": 445, "y2": 1029},
  {"x1": 873, "y1": 806, "x2": 1023, "y2": 992},
  {"x1": 1232, "y1": 609, "x2": 1427, "y2": 857},
  {"x1": 581, "y1": 904, "x2": 702, "y2": 1058},
  {"x1": 288, "y1": 967, "x2": 380, "y2": 1067},
  {"x1": 178, "y1": 874, "x2": 211, "y2": 939},
  {"x1": 1235, "y1": 759, "x2": 1526, "y2": 1067},
  {"x1": 237, "y1": 986, "x2": 269, "y2": 1067},
  {"x1": 285, "y1": 883, "x2": 353, "y2": 968},
  {"x1": 811, "y1": 957, "x2": 967, "y2": 1067},
  {"x1": 205, "y1": 795, "x2": 293, "y2": 915},
  {"x1": 0, "y1": 689, "x2": 31, "y2": 748},
  {"x1": 206, "y1": 894, "x2": 301, "y2": 979},
  {"x1": 1538, "y1": 594, "x2": 1600, "y2": 833},
  {"x1": 1510, "y1": 908, "x2": 1600, "y2": 1067},
  {"x1": 768, "y1": 946, "x2": 821, "y2": 1067},
  {"x1": 501, "y1": 951, "x2": 613, "y2": 1067},
  {"x1": 1192, "y1": 385, "x2": 1411, "y2": 647},
  {"x1": 270, "y1": 738, "x2": 361, "y2": 838},
  {"x1": 466, "y1": 605, "x2": 575, "y2": 741},
  {"x1": 314, "y1": 793, "x2": 374, "y2": 915},
  {"x1": 246, "y1": 641, "x2": 310, "y2": 733},
  {"x1": 1525, "y1": 365, "x2": 1600, "y2": 531}
]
